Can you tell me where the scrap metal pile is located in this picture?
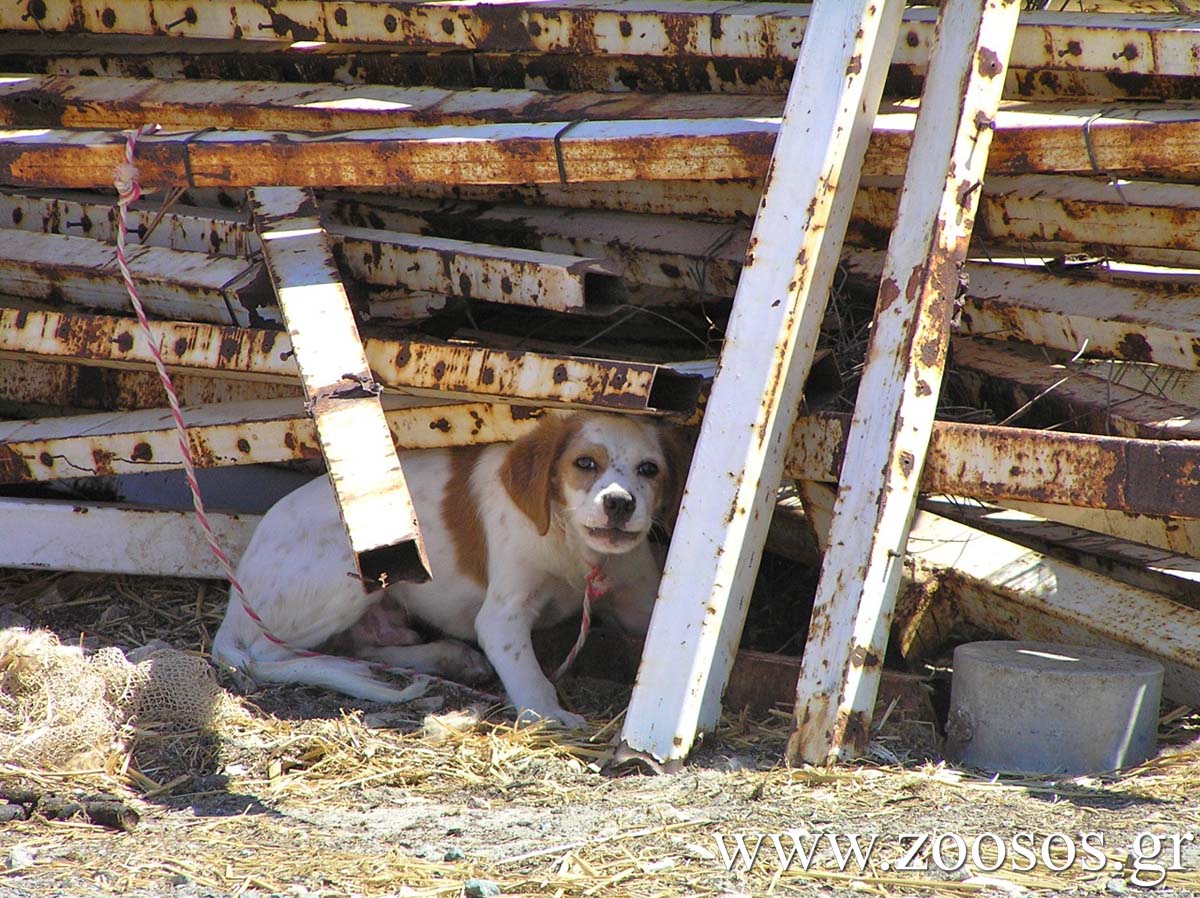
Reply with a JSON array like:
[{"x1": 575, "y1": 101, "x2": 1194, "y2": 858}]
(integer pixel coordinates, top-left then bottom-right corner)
[{"x1": 2, "y1": 0, "x2": 1200, "y2": 763}]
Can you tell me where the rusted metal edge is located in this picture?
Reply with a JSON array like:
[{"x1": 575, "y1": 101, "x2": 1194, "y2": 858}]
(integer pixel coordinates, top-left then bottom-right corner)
[
  {"x1": 0, "y1": 192, "x2": 627, "y2": 312},
  {"x1": 788, "y1": 412, "x2": 1200, "y2": 521},
  {"x1": 6, "y1": 105, "x2": 1200, "y2": 188},
  {"x1": 0, "y1": 497, "x2": 262, "y2": 578},
  {"x1": 0, "y1": 397, "x2": 544, "y2": 484},
  {"x1": 1, "y1": 2, "x2": 1196, "y2": 78},
  {"x1": 950, "y1": 337, "x2": 1200, "y2": 440},
  {"x1": 0, "y1": 307, "x2": 707, "y2": 415},
  {"x1": 0, "y1": 356, "x2": 299, "y2": 412},
  {"x1": 0, "y1": 74, "x2": 783, "y2": 131},
  {"x1": 335, "y1": 226, "x2": 626, "y2": 313},
  {"x1": 0, "y1": 227, "x2": 270, "y2": 325}
]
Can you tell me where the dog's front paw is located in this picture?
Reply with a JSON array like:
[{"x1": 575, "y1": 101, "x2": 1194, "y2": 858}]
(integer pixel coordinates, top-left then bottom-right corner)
[{"x1": 516, "y1": 706, "x2": 587, "y2": 730}]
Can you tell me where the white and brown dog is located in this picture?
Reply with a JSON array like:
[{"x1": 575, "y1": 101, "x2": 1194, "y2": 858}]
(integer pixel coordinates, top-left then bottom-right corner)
[{"x1": 213, "y1": 411, "x2": 687, "y2": 727}]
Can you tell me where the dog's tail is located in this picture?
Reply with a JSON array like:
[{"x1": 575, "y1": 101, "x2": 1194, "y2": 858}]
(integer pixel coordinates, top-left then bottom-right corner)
[{"x1": 211, "y1": 617, "x2": 421, "y2": 704}]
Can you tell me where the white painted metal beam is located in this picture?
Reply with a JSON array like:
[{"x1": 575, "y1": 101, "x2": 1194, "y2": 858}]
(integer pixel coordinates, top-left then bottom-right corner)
[
  {"x1": 617, "y1": 0, "x2": 907, "y2": 768},
  {"x1": 0, "y1": 307, "x2": 706, "y2": 415},
  {"x1": 792, "y1": 0, "x2": 1019, "y2": 765},
  {"x1": 250, "y1": 186, "x2": 430, "y2": 589},
  {"x1": 0, "y1": 228, "x2": 269, "y2": 325},
  {"x1": 0, "y1": 497, "x2": 260, "y2": 578},
  {"x1": 1, "y1": 2, "x2": 1196, "y2": 81}
]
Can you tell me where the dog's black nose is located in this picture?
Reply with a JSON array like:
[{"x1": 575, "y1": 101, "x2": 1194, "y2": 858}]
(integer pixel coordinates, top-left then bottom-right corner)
[{"x1": 603, "y1": 491, "x2": 636, "y2": 523}]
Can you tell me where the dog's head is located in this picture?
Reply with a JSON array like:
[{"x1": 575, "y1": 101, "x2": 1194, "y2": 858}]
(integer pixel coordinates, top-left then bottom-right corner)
[{"x1": 500, "y1": 412, "x2": 690, "y2": 556}]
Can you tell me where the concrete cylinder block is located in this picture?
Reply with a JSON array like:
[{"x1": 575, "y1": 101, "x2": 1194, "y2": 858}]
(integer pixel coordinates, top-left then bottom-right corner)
[{"x1": 945, "y1": 640, "x2": 1163, "y2": 775}]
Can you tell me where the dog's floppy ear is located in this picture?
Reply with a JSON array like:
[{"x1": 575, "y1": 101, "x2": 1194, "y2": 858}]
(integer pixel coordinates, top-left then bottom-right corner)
[
  {"x1": 656, "y1": 423, "x2": 693, "y2": 531},
  {"x1": 499, "y1": 414, "x2": 578, "y2": 536}
]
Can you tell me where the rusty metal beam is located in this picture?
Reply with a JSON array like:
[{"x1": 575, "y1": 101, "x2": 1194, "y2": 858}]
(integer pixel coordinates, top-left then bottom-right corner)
[
  {"x1": 792, "y1": 0, "x2": 1017, "y2": 767},
  {"x1": 787, "y1": 412, "x2": 1200, "y2": 521},
  {"x1": 934, "y1": 498, "x2": 1200, "y2": 593},
  {"x1": 842, "y1": 249, "x2": 1200, "y2": 372},
  {"x1": 906, "y1": 509, "x2": 1200, "y2": 705},
  {"x1": 0, "y1": 357, "x2": 298, "y2": 413},
  {"x1": 0, "y1": 74, "x2": 781, "y2": 131},
  {"x1": 250, "y1": 186, "x2": 430, "y2": 589},
  {"x1": 0, "y1": 228, "x2": 270, "y2": 325},
  {"x1": 0, "y1": 192, "x2": 627, "y2": 311},
  {"x1": 997, "y1": 498, "x2": 1200, "y2": 562},
  {"x1": 0, "y1": 307, "x2": 706, "y2": 415},
  {"x1": 7, "y1": 102, "x2": 1200, "y2": 189},
  {"x1": 954, "y1": 263, "x2": 1200, "y2": 371},
  {"x1": 0, "y1": 397, "x2": 542, "y2": 484},
  {"x1": 335, "y1": 227, "x2": 625, "y2": 313},
  {"x1": 619, "y1": 0, "x2": 906, "y2": 768},
  {"x1": 951, "y1": 337, "x2": 1200, "y2": 439},
  {"x1": 0, "y1": 497, "x2": 261, "y2": 578},
  {"x1": 325, "y1": 195, "x2": 748, "y2": 299},
  {"x1": 801, "y1": 481, "x2": 1200, "y2": 704},
  {"x1": 2, "y1": 1, "x2": 1197, "y2": 81}
]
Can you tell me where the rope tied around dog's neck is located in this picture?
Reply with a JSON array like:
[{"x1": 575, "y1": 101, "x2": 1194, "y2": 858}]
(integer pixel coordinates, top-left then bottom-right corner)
[{"x1": 551, "y1": 563, "x2": 609, "y2": 682}]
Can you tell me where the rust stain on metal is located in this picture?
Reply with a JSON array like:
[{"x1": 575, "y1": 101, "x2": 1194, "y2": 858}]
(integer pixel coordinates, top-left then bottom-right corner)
[
  {"x1": 976, "y1": 46, "x2": 1003, "y2": 78},
  {"x1": 0, "y1": 445, "x2": 31, "y2": 481}
]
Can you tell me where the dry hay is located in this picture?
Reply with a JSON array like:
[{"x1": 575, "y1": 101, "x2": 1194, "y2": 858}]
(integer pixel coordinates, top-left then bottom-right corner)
[{"x1": 3, "y1": 568, "x2": 1200, "y2": 897}]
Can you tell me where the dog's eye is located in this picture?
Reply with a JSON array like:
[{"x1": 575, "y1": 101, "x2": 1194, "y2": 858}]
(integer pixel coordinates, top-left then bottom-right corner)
[
  {"x1": 574, "y1": 456, "x2": 597, "y2": 471},
  {"x1": 637, "y1": 461, "x2": 660, "y2": 478}
]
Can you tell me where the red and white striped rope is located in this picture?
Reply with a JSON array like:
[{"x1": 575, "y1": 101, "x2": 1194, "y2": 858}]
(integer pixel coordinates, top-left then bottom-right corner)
[
  {"x1": 113, "y1": 125, "x2": 323, "y2": 661},
  {"x1": 552, "y1": 564, "x2": 608, "y2": 682}
]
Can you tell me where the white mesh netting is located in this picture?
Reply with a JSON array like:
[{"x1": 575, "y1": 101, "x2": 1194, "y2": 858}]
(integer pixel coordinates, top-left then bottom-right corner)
[{"x1": 0, "y1": 627, "x2": 225, "y2": 770}]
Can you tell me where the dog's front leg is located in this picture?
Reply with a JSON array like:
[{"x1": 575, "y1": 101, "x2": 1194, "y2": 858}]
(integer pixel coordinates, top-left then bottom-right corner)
[{"x1": 475, "y1": 591, "x2": 585, "y2": 729}]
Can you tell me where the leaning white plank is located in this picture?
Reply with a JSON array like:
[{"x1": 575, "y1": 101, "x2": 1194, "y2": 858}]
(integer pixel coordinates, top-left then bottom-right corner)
[
  {"x1": 0, "y1": 497, "x2": 260, "y2": 578},
  {"x1": 617, "y1": 0, "x2": 906, "y2": 768},
  {"x1": 999, "y1": 498, "x2": 1200, "y2": 562},
  {"x1": 791, "y1": 0, "x2": 1019, "y2": 765},
  {"x1": 249, "y1": 187, "x2": 430, "y2": 589}
]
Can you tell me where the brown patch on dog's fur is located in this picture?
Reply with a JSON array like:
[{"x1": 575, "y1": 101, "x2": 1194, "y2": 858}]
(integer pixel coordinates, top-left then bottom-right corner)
[
  {"x1": 443, "y1": 448, "x2": 488, "y2": 587},
  {"x1": 499, "y1": 415, "x2": 581, "y2": 535},
  {"x1": 655, "y1": 424, "x2": 693, "y2": 530}
]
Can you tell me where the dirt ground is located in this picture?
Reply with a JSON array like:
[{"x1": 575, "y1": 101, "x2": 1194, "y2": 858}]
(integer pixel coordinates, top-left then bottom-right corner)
[{"x1": 2, "y1": 569, "x2": 1200, "y2": 898}]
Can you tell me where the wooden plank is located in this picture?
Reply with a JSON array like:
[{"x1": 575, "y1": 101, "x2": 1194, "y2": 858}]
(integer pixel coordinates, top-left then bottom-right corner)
[
  {"x1": 250, "y1": 186, "x2": 430, "y2": 589},
  {"x1": 0, "y1": 497, "x2": 261, "y2": 578},
  {"x1": 8, "y1": 103, "x2": 1200, "y2": 189},
  {"x1": 0, "y1": 228, "x2": 270, "y2": 325},
  {"x1": 787, "y1": 412, "x2": 1200, "y2": 520},
  {"x1": 792, "y1": 0, "x2": 1019, "y2": 766},
  {"x1": 951, "y1": 337, "x2": 1200, "y2": 438},
  {"x1": 618, "y1": 0, "x2": 907, "y2": 768},
  {"x1": 0, "y1": 307, "x2": 706, "y2": 415},
  {"x1": 2, "y1": 1, "x2": 1197, "y2": 80},
  {"x1": 0, "y1": 397, "x2": 542, "y2": 483}
]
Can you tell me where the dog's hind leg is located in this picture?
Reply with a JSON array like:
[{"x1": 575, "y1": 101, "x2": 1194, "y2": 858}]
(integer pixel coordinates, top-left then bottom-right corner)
[{"x1": 356, "y1": 641, "x2": 495, "y2": 686}]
